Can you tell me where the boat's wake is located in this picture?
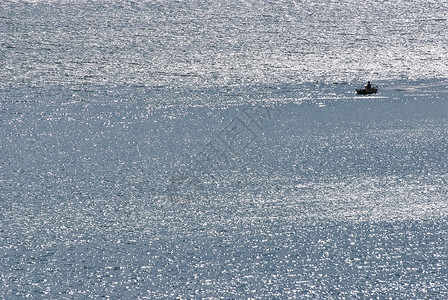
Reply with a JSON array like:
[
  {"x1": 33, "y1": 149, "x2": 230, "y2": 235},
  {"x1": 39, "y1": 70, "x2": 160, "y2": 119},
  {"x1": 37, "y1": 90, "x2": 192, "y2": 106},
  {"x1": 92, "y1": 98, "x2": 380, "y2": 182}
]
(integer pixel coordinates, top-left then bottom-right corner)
[{"x1": 392, "y1": 80, "x2": 448, "y2": 92}]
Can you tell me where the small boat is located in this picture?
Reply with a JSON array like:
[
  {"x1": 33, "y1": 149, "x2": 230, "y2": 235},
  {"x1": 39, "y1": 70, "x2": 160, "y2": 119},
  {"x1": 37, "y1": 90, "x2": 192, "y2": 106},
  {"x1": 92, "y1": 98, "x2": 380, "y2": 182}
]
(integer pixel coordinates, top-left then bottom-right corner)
[{"x1": 356, "y1": 86, "x2": 379, "y2": 95}]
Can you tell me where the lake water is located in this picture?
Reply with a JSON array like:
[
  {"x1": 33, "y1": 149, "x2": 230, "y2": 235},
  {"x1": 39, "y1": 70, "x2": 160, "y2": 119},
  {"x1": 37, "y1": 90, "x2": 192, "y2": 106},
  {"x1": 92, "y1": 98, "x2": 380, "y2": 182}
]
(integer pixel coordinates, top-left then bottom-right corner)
[{"x1": 1, "y1": 0, "x2": 448, "y2": 298}]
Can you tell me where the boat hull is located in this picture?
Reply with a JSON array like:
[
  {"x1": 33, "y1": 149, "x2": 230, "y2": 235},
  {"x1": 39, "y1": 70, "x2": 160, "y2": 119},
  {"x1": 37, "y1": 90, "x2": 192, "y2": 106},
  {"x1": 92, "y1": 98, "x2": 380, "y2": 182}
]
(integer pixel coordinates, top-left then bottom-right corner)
[{"x1": 356, "y1": 86, "x2": 379, "y2": 95}]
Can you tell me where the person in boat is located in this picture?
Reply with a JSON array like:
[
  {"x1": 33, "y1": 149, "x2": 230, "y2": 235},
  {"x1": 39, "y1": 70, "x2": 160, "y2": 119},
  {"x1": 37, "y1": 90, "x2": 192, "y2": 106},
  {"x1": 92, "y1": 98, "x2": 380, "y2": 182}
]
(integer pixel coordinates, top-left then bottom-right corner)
[{"x1": 365, "y1": 81, "x2": 372, "y2": 89}]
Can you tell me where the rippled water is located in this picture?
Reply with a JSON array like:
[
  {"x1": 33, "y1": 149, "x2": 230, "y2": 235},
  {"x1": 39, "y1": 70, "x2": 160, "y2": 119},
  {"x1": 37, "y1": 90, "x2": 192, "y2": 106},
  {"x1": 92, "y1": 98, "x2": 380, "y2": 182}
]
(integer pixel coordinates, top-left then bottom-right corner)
[
  {"x1": 2, "y1": 0, "x2": 448, "y2": 88},
  {"x1": 1, "y1": 0, "x2": 448, "y2": 298}
]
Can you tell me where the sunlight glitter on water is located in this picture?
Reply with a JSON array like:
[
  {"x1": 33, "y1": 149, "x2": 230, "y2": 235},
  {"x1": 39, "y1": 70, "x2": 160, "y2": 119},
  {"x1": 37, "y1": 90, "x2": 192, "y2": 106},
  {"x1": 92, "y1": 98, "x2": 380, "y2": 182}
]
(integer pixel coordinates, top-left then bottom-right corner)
[
  {"x1": 1, "y1": 0, "x2": 448, "y2": 298},
  {"x1": 2, "y1": 0, "x2": 448, "y2": 89}
]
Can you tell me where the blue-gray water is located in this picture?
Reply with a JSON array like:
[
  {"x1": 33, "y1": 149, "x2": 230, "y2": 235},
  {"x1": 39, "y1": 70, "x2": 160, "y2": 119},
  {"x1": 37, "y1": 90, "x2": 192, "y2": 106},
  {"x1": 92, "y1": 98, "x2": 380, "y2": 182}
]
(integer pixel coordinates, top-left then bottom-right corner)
[{"x1": 1, "y1": 0, "x2": 448, "y2": 298}]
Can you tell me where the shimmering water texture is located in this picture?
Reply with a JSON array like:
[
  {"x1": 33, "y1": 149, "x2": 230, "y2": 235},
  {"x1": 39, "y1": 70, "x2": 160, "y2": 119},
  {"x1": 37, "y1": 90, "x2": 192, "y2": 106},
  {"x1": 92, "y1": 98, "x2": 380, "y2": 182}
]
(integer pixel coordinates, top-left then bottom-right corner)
[
  {"x1": 1, "y1": 0, "x2": 448, "y2": 298},
  {"x1": 166, "y1": 104, "x2": 283, "y2": 203},
  {"x1": 2, "y1": 0, "x2": 448, "y2": 87}
]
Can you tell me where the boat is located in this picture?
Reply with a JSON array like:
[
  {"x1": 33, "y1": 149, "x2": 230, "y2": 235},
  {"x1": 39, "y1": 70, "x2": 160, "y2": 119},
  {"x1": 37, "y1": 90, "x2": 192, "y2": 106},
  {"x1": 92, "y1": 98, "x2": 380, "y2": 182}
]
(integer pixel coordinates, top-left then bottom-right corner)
[{"x1": 356, "y1": 86, "x2": 379, "y2": 95}]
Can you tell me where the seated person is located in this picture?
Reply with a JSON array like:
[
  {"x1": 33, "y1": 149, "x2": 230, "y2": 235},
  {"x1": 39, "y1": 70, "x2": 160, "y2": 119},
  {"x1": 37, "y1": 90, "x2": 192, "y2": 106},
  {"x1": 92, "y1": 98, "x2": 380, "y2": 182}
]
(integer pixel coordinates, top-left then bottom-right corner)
[{"x1": 365, "y1": 81, "x2": 372, "y2": 89}]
